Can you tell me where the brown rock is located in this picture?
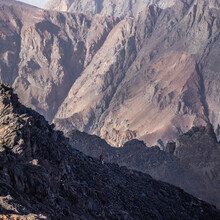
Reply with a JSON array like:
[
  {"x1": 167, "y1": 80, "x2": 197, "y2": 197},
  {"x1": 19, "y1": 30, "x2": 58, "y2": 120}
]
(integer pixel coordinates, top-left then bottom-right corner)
[{"x1": 0, "y1": 0, "x2": 220, "y2": 147}]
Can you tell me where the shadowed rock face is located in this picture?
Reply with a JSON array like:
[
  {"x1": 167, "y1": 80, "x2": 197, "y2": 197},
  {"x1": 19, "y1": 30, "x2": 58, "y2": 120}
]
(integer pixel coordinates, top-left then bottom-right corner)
[
  {"x1": 54, "y1": 0, "x2": 220, "y2": 147},
  {"x1": 0, "y1": 0, "x2": 220, "y2": 147},
  {"x1": 67, "y1": 124, "x2": 220, "y2": 208},
  {"x1": 173, "y1": 125, "x2": 220, "y2": 207},
  {"x1": 0, "y1": 0, "x2": 120, "y2": 123},
  {"x1": 1, "y1": 84, "x2": 220, "y2": 219}
]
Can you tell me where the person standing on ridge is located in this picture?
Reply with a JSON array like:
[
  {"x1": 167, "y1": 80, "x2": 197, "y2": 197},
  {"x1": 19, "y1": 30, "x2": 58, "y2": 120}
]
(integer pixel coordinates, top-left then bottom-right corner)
[{"x1": 99, "y1": 154, "x2": 104, "y2": 164}]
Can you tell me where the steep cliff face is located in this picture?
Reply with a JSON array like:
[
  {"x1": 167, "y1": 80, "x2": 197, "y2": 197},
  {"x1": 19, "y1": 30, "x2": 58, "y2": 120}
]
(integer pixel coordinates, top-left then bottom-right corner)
[
  {"x1": 45, "y1": 0, "x2": 177, "y2": 18},
  {"x1": 54, "y1": 17, "x2": 139, "y2": 136},
  {"x1": 0, "y1": 0, "x2": 119, "y2": 123},
  {"x1": 97, "y1": 51, "x2": 207, "y2": 147},
  {"x1": 0, "y1": 0, "x2": 220, "y2": 147},
  {"x1": 1, "y1": 84, "x2": 220, "y2": 219},
  {"x1": 54, "y1": 0, "x2": 220, "y2": 146}
]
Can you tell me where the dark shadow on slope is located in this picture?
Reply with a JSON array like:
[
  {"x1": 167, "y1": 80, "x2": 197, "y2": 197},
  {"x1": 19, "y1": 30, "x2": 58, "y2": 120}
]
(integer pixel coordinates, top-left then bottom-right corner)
[{"x1": 196, "y1": 63, "x2": 210, "y2": 121}]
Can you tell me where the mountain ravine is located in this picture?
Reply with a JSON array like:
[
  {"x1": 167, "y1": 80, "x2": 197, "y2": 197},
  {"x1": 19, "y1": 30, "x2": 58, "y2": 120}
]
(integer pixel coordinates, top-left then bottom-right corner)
[{"x1": 0, "y1": 0, "x2": 220, "y2": 147}]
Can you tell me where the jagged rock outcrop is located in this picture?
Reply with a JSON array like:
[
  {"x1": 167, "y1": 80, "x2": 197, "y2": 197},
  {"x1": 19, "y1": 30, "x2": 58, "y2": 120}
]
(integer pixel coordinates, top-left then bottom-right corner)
[
  {"x1": 173, "y1": 125, "x2": 220, "y2": 207},
  {"x1": 1, "y1": 84, "x2": 220, "y2": 218},
  {"x1": 54, "y1": 0, "x2": 220, "y2": 147},
  {"x1": 45, "y1": 0, "x2": 177, "y2": 18},
  {"x1": 0, "y1": 0, "x2": 120, "y2": 123},
  {"x1": 0, "y1": 0, "x2": 220, "y2": 147},
  {"x1": 67, "y1": 124, "x2": 220, "y2": 208}
]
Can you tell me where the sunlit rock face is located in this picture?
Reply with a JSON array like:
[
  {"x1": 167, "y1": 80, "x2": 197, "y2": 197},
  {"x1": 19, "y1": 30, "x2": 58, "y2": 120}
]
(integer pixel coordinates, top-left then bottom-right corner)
[
  {"x1": 53, "y1": 0, "x2": 220, "y2": 147},
  {"x1": 0, "y1": 0, "x2": 220, "y2": 147},
  {"x1": 45, "y1": 0, "x2": 177, "y2": 18}
]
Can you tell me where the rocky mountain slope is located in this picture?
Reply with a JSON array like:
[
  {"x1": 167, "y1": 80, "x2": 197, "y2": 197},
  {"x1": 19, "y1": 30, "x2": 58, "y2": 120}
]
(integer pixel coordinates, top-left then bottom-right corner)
[
  {"x1": 0, "y1": 0, "x2": 219, "y2": 147},
  {"x1": 45, "y1": 0, "x2": 177, "y2": 18},
  {"x1": 67, "y1": 124, "x2": 220, "y2": 208},
  {"x1": 53, "y1": 0, "x2": 220, "y2": 147},
  {"x1": 1, "y1": 84, "x2": 220, "y2": 219},
  {"x1": 0, "y1": 0, "x2": 120, "y2": 123}
]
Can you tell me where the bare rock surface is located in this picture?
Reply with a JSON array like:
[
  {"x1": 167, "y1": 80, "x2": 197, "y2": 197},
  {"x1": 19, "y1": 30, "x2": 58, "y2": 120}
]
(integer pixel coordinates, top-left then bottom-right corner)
[
  {"x1": 0, "y1": 0, "x2": 119, "y2": 123},
  {"x1": 45, "y1": 0, "x2": 177, "y2": 18},
  {"x1": 67, "y1": 124, "x2": 220, "y2": 208},
  {"x1": 54, "y1": 0, "x2": 220, "y2": 147},
  {"x1": 0, "y1": 0, "x2": 220, "y2": 147},
  {"x1": 1, "y1": 84, "x2": 220, "y2": 218}
]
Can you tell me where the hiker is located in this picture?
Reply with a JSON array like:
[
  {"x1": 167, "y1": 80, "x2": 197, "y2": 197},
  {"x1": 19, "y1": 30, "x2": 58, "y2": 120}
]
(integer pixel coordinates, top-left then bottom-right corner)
[{"x1": 99, "y1": 154, "x2": 104, "y2": 164}]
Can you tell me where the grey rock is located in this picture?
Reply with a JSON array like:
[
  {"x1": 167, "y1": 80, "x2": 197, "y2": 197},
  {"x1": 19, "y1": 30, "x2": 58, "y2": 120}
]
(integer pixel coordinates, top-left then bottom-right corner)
[
  {"x1": 0, "y1": 84, "x2": 220, "y2": 219},
  {"x1": 45, "y1": 0, "x2": 177, "y2": 18},
  {"x1": 0, "y1": 1, "x2": 220, "y2": 148},
  {"x1": 166, "y1": 142, "x2": 176, "y2": 154},
  {"x1": 67, "y1": 124, "x2": 220, "y2": 208}
]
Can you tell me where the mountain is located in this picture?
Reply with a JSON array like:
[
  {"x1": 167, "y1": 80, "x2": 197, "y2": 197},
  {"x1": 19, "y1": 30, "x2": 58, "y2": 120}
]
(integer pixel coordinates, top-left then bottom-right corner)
[
  {"x1": 1, "y1": 84, "x2": 220, "y2": 218},
  {"x1": 52, "y1": 0, "x2": 220, "y2": 147},
  {"x1": 66, "y1": 124, "x2": 220, "y2": 208},
  {"x1": 45, "y1": 0, "x2": 177, "y2": 18},
  {"x1": 0, "y1": 0, "x2": 119, "y2": 122},
  {"x1": 0, "y1": 0, "x2": 219, "y2": 147}
]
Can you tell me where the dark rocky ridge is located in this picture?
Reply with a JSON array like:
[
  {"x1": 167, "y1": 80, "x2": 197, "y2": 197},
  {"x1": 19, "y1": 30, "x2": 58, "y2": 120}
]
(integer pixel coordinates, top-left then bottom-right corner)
[
  {"x1": 0, "y1": 85, "x2": 220, "y2": 219},
  {"x1": 67, "y1": 124, "x2": 220, "y2": 208}
]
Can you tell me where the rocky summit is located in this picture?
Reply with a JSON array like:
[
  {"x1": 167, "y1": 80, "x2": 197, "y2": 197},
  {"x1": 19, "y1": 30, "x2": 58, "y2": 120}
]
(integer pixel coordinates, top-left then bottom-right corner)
[
  {"x1": 45, "y1": 0, "x2": 177, "y2": 18},
  {"x1": 0, "y1": 84, "x2": 220, "y2": 218}
]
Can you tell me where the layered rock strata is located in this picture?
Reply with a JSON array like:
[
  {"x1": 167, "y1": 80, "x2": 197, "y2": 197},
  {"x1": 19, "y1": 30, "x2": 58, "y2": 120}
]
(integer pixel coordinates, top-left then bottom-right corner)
[{"x1": 54, "y1": 0, "x2": 220, "y2": 146}]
